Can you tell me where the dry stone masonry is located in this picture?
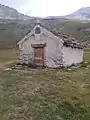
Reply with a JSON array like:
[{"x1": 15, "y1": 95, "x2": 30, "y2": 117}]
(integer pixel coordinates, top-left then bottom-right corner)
[{"x1": 17, "y1": 22, "x2": 84, "y2": 68}]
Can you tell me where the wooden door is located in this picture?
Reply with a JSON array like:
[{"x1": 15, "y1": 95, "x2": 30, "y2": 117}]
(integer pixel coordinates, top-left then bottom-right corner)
[{"x1": 34, "y1": 47, "x2": 44, "y2": 67}]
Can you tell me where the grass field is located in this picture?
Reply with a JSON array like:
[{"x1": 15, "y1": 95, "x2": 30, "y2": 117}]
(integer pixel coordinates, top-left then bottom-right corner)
[{"x1": 0, "y1": 48, "x2": 90, "y2": 120}]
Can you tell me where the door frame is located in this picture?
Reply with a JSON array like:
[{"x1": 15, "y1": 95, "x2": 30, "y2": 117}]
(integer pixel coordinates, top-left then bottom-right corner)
[{"x1": 31, "y1": 43, "x2": 46, "y2": 68}]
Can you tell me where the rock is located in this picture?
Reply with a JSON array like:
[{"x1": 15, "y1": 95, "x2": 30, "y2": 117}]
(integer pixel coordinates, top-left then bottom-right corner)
[
  {"x1": 5, "y1": 68, "x2": 12, "y2": 71},
  {"x1": 68, "y1": 69, "x2": 72, "y2": 71},
  {"x1": 87, "y1": 65, "x2": 90, "y2": 68},
  {"x1": 15, "y1": 65, "x2": 22, "y2": 67}
]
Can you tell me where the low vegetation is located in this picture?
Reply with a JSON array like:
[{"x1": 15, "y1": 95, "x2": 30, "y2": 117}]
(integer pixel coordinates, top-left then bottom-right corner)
[
  {"x1": 0, "y1": 48, "x2": 90, "y2": 120},
  {"x1": 1, "y1": 19, "x2": 90, "y2": 49},
  {"x1": 0, "y1": 19, "x2": 90, "y2": 119}
]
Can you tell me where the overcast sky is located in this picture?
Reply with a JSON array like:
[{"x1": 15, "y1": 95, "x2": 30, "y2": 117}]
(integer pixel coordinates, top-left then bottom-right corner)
[{"x1": 1, "y1": 0, "x2": 90, "y2": 17}]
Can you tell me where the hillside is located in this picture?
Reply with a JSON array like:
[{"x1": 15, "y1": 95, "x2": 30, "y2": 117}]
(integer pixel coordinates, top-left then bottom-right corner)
[
  {"x1": 66, "y1": 7, "x2": 90, "y2": 20},
  {"x1": 45, "y1": 7, "x2": 90, "y2": 20},
  {"x1": 0, "y1": 4, "x2": 30, "y2": 20},
  {"x1": 1, "y1": 4, "x2": 90, "y2": 20},
  {"x1": 0, "y1": 19, "x2": 90, "y2": 49}
]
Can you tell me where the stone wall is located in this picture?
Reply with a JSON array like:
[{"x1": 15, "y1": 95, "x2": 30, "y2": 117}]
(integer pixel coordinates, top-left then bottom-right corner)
[
  {"x1": 18, "y1": 24, "x2": 83, "y2": 68},
  {"x1": 19, "y1": 25, "x2": 63, "y2": 68}
]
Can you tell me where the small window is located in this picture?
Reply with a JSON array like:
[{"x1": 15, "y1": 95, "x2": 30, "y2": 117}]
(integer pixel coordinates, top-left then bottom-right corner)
[{"x1": 35, "y1": 27, "x2": 41, "y2": 34}]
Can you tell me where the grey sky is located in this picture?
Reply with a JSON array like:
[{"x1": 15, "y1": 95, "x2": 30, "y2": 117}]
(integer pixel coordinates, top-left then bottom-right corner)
[{"x1": 1, "y1": 0, "x2": 90, "y2": 17}]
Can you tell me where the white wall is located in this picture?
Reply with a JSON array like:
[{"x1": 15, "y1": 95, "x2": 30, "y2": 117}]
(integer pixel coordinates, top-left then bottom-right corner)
[{"x1": 62, "y1": 46, "x2": 83, "y2": 67}]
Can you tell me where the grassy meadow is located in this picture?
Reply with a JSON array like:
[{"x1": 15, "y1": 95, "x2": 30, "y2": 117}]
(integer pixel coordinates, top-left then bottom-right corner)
[
  {"x1": 0, "y1": 48, "x2": 90, "y2": 120},
  {"x1": 0, "y1": 19, "x2": 90, "y2": 120}
]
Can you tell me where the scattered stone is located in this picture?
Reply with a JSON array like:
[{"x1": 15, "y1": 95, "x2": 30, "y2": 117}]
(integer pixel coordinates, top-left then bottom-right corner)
[
  {"x1": 87, "y1": 65, "x2": 90, "y2": 68},
  {"x1": 56, "y1": 115, "x2": 64, "y2": 120},
  {"x1": 68, "y1": 69, "x2": 72, "y2": 71},
  {"x1": 5, "y1": 68, "x2": 12, "y2": 71},
  {"x1": 15, "y1": 65, "x2": 22, "y2": 67},
  {"x1": 0, "y1": 85, "x2": 3, "y2": 89},
  {"x1": 84, "y1": 62, "x2": 88, "y2": 64}
]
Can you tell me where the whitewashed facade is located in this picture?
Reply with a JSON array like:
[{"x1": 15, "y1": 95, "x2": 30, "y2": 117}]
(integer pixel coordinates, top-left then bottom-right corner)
[{"x1": 17, "y1": 23, "x2": 84, "y2": 68}]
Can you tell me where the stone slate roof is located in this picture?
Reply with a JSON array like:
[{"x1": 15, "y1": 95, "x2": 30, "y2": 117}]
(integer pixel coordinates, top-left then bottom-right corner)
[
  {"x1": 39, "y1": 23, "x2": 83, "y2": 49},
  {"x1": 50, "y1": 30, "x2": 83, "y2": 49}
]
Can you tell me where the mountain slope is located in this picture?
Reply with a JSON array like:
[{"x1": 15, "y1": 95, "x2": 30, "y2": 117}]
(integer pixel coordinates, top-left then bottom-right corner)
[
  {"x1": 0, "y1": 4, "x2": 30, "y2": 20},
  {"x1": 66, "y1": 7, "x2": 90, "y2": 20},
  {"x1": 44, "y1": 16, "x2": 67, "y2": 20},
  {"x1": 44, "y1": 7, "x2": 90, "y2": 20}
]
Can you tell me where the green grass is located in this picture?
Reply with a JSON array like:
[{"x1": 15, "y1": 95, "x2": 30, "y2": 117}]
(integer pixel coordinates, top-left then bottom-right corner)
[
  {"x1": 0, "y1": 49, "x2": 18, "y2": 62},
  {"x1": 1, "y1": 19, "x2": 90, "y2": 119},
  {"x1": 1, "y1": 19, "x2": 90, "y2": 49},
  {"x1": 0, "y1": 49, "x2": 90, "y2": 120},
  {"x1": 84, "y1": 49, "x2": 90, "y2": 62}
]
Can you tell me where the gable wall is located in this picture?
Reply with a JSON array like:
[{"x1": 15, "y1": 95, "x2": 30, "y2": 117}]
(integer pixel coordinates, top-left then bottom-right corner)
[{"x1": 19, "y1": 26, "x2": 64, "y2": 67}]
